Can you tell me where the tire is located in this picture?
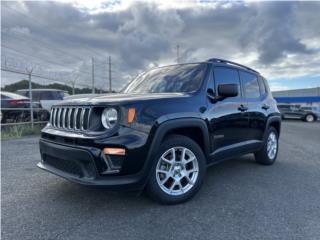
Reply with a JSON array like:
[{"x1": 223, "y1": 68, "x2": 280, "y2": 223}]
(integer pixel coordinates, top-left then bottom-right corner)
[
  {"x1": 255, "y1": 127, "x2": 279, "y2": 165},
  {"x1": 146, "y1": 135, "x2": 206, "y2": 205},
  {"x1": 305, "y1": 114, "x2": 315, "y2": 122}
]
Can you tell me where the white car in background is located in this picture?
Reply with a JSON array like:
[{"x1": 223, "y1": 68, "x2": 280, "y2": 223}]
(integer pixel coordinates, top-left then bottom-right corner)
[{"x1": 16, "y1": 89, "x2": 67, "y2": 112}]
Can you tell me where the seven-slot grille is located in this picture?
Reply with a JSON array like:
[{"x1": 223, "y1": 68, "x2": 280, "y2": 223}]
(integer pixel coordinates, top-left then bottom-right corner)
[{"x1": 50, "y1": 106, "x2": 92, "y2": 131}]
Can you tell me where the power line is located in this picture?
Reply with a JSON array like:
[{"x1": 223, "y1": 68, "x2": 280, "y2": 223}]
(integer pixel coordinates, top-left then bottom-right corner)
[
  {"x1": 2, "y1": 3, "x2": 125, "y2": 90},
  {"x1": 2, "y1": 28, "x2": 111, "y2": 72},
  {"x1": 1, "y1": 44, "x2": 108, "y2": 79},
  {"x1": 109, "y1": 56, "x2": 112, "y2": 92},
  {"x1": 92, "y1": 57, "x2": 95, "y2": 93},
  {"x1": 2, "y1": 4, "x2": 107, "y2": 59},
  {"x1": 1, "y1": 66, "x2": 90, "y2": 87},
  {"x1": 1, "y1": 29, "x2": 88, "y2": 64},
  {"x1": 176, "y1": 44, "x2": 180, "y2": 64}
]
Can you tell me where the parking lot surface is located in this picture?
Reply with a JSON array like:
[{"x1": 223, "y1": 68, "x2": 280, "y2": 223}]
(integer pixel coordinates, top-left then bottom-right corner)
[{"x1": 2, "y1": 121, "x2": 320, "y2": 240}]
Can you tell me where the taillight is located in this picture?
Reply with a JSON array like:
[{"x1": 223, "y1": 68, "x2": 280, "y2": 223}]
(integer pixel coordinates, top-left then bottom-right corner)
[{"x1": 9, "y1": 99, "x2": 29, "y2": 105}]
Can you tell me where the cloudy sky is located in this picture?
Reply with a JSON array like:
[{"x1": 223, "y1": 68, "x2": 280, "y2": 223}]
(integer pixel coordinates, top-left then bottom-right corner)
[{"x1": 1, "y1": 0, "x2": 320, "y2": 91}]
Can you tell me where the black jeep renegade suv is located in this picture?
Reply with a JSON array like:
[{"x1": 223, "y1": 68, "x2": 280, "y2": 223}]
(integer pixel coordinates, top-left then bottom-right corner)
[{"x1": 38, "y1": 58, "x2": 281, "y2": 204}]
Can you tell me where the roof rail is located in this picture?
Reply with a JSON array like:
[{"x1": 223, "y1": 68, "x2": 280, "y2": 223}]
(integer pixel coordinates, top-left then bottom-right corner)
[{"x1": 207, "y1": 58, "x2": 259, "y2": 74}]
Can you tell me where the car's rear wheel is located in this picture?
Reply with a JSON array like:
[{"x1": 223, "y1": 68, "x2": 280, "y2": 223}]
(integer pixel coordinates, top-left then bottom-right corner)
[
  {"x1": 305, "y1": 114, "x2": 315, "y2": 122},
  {"x1": 255, "y1": 127, "x2": 279, "y2": 165},
  {"x1": 146, "y1": 135, "x2": 206, "y2": 204}
]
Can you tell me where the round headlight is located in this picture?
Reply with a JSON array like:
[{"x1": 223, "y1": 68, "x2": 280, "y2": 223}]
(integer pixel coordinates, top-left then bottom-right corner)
[{"x1": 101, "y1": 108, "x2": 118, "y2": 129}]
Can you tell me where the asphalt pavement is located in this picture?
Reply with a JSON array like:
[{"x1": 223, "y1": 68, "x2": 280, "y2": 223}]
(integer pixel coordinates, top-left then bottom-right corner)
[{"x1": 1, "y1": 120, "x2": 320, "y2": 240}]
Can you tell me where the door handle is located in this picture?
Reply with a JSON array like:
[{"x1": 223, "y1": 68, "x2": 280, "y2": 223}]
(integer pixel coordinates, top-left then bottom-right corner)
[
  {"x1": 238, "y1": 104, "x2": 248, "y2": 112},
  {"x1": 262, "y1": 104, "x2": 270, "y2": 110}
]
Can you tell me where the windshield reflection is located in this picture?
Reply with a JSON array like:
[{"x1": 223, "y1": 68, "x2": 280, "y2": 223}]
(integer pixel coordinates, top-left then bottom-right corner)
[{"x1": 123, "y1": 63, "x2": 206, "y2": 94}]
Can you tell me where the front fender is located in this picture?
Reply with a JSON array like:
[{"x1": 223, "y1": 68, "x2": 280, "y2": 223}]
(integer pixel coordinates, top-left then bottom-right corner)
[{"x1": 139, "y1": 117, "x2": 210, "y2": 186}]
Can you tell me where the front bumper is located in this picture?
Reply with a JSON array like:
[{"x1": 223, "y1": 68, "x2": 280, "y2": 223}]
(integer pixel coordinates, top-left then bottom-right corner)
[{"x1": 38, "y1": 137, "x2": 151, "y2": 190}]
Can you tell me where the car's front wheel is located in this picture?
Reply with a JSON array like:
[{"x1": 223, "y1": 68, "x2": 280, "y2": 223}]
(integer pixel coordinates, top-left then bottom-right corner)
[{"x1": 146, "y1": 135, "x2": 206, "y2": 204}]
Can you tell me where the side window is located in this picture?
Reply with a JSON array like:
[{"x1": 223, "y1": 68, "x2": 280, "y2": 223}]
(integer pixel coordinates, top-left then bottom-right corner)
[
  {"x1": 52, "y1": 91, "x2": 64, "y2": 100},
  {"x1": 32, "y1": 92, "x2": 41, "y2": 101},
  {"x1": 262, "y1": 77, "x2": 270, "y2": 93},
  {"x1": 18, "y1": 91, "x2": 28, "y2": 97},
  {"x1": 1, "y1": 94, "x2": 9, "y2": 99},
  {"x1": 278, "y1": 105, "x2": 289, "y2": 110},
  {"x1": 41, "y1": 91, "x2": 52, "y2": 100},
  {"x1": 213, "y1": 67, "x2": 241, "y2": 98},
  {"x1": 240, "y1": 71, "x2": 260, "y2": 98}
]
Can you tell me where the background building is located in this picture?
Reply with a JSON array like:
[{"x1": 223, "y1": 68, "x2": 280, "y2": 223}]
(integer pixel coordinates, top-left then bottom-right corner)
[{"x1": 272, "y1": 87, "x2": 320, "y2": 106}]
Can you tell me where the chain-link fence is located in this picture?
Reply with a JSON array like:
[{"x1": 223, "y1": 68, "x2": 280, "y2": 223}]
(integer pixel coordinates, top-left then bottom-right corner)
[{"x1": 1, "y1": 66, "x2": 95, "y2": 129}]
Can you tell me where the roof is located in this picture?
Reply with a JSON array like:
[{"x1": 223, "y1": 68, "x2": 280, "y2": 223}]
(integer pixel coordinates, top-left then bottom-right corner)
[
  {"x1": 1, "y1": 91, "x2": 29, "y2": 99},
  {"x1": 207, "y1": 58, "x2": 259, "y2": 74},
  {"x1": 16, "y1": 89, "x2": 65, "y2": 92},
  {"x1": 272, "y1": 87, "x2": 320, "y2": 97},
  {"x1": 274, "y1": 96, "x2": 320, "y2": 103}
]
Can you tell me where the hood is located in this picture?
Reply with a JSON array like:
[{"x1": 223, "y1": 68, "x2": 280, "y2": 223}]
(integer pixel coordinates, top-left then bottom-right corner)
[{"x1": 58, "y1": 92, "x2": 191, "y2": 106}]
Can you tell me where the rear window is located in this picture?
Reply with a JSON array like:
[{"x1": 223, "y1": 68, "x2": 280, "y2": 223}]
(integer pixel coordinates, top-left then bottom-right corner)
[
  {"x1": 2, "y1": 92, "x2": 28, "y2": 99},
  {"x1": 17, "y1": 90, "x2": 64, "y2": 100},
  {"x1": 278, "y1": 105, "x2": 290, "y2": 110},
  {"x1": 16, "y1": 90, "x2": 28, "y2": 97},
  {"x1": 41, "y1": 91, "x2": 64, "y2": 100}
]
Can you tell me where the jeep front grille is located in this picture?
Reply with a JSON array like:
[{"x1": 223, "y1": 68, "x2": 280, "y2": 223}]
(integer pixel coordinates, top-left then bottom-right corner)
[{"x1": 50, "y1": 107, "x2": 92, "y2": 131}]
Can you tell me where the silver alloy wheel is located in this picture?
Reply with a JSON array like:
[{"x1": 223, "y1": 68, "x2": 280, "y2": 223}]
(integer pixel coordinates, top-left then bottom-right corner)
[
  {"x1": 267, "y1": 132, "x2": 277, "y2": 160},
  {"x1": 156, "y1": 147, "x2": 199, "y2": 196},
  {"x1": 306, "y1": 114, "x2": 314, "y2": 122}
]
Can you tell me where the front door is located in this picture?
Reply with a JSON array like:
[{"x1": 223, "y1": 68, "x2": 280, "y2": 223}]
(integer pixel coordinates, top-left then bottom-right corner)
[{"x1": 206, "y1": 66, "x2": 249, "y2": 161}]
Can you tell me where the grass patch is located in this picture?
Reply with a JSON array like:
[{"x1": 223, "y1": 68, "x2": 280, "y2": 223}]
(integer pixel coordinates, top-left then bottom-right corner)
[{"x1": 1, "y1": 123, "x2": 46, "y2": 140}]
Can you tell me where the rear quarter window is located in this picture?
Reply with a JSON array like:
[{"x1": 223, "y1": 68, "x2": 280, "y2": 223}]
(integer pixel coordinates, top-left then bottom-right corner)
[
  {"x1": 258, "y1": 77, "x2": 267, "y2": 96},
  {"x1": 240, "y1": 71, "x2": 260, "y2": 98},
  {"x1": 1, "y1": 94, "x2": 10, "y2": 100}
]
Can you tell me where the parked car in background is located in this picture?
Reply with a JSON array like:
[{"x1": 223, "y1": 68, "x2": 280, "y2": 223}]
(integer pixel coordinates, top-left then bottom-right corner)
[
  {"x1": 64, "y1": 94, "x2": 101, "y2": 101},
  {"x1": 1, "y1": 91, "x2": 31, "y2": 123},
  {"x1": 0, "y1": 91, "x2": 47, "y2": 123},
  {"x1": 16, "y1": 89, "x2": 67, "y2": 112},
  {"x1": 300, "y1": 106, "x2": 320, "y2": 119},
  {"x1": 278, "y1": 104, "x2": 318, "y2": 122}
]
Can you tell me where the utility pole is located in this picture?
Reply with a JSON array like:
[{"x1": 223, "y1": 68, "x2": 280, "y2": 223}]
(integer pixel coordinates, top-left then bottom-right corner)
[
  {"x1": 108, "y1": 56, "x2": 112, "y2": 93},
  {"x1": 176, "y1": 44, "x2": 180, "y2": 64},
  {"x1": 26, "y1": 68, "x2": 34, "y2": 130},
  {"x1": 92, "y1": 57, "x2": 95, "y2": 93},
  {"x1": 72, "y1": 80, "x2": 77, "y2": 95}
]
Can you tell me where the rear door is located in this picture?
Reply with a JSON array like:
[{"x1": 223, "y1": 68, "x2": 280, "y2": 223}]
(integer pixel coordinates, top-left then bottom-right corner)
[
  {"x1": 207, "y1": 66, "x2": 249, "y2": 160},
  {"x1": 290, "y1": 105, "x2": 304, "y2": 119},
  {"x1": 240, "y1": 71, "x2": 266, "y2": 144}
]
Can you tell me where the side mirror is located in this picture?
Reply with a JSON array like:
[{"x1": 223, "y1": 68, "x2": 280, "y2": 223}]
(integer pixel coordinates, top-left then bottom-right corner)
[
  {"x1": 217, "y1": 84, "x2": 239, "y2": 99},
  {"x1": 207, "y1": 88, "x2": 215, "y2": 102}
]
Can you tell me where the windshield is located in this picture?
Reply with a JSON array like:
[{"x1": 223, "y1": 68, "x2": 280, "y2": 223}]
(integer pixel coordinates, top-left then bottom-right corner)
[{"x1": 122, "y1": 63, "x2": 206, "y2": 94}]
